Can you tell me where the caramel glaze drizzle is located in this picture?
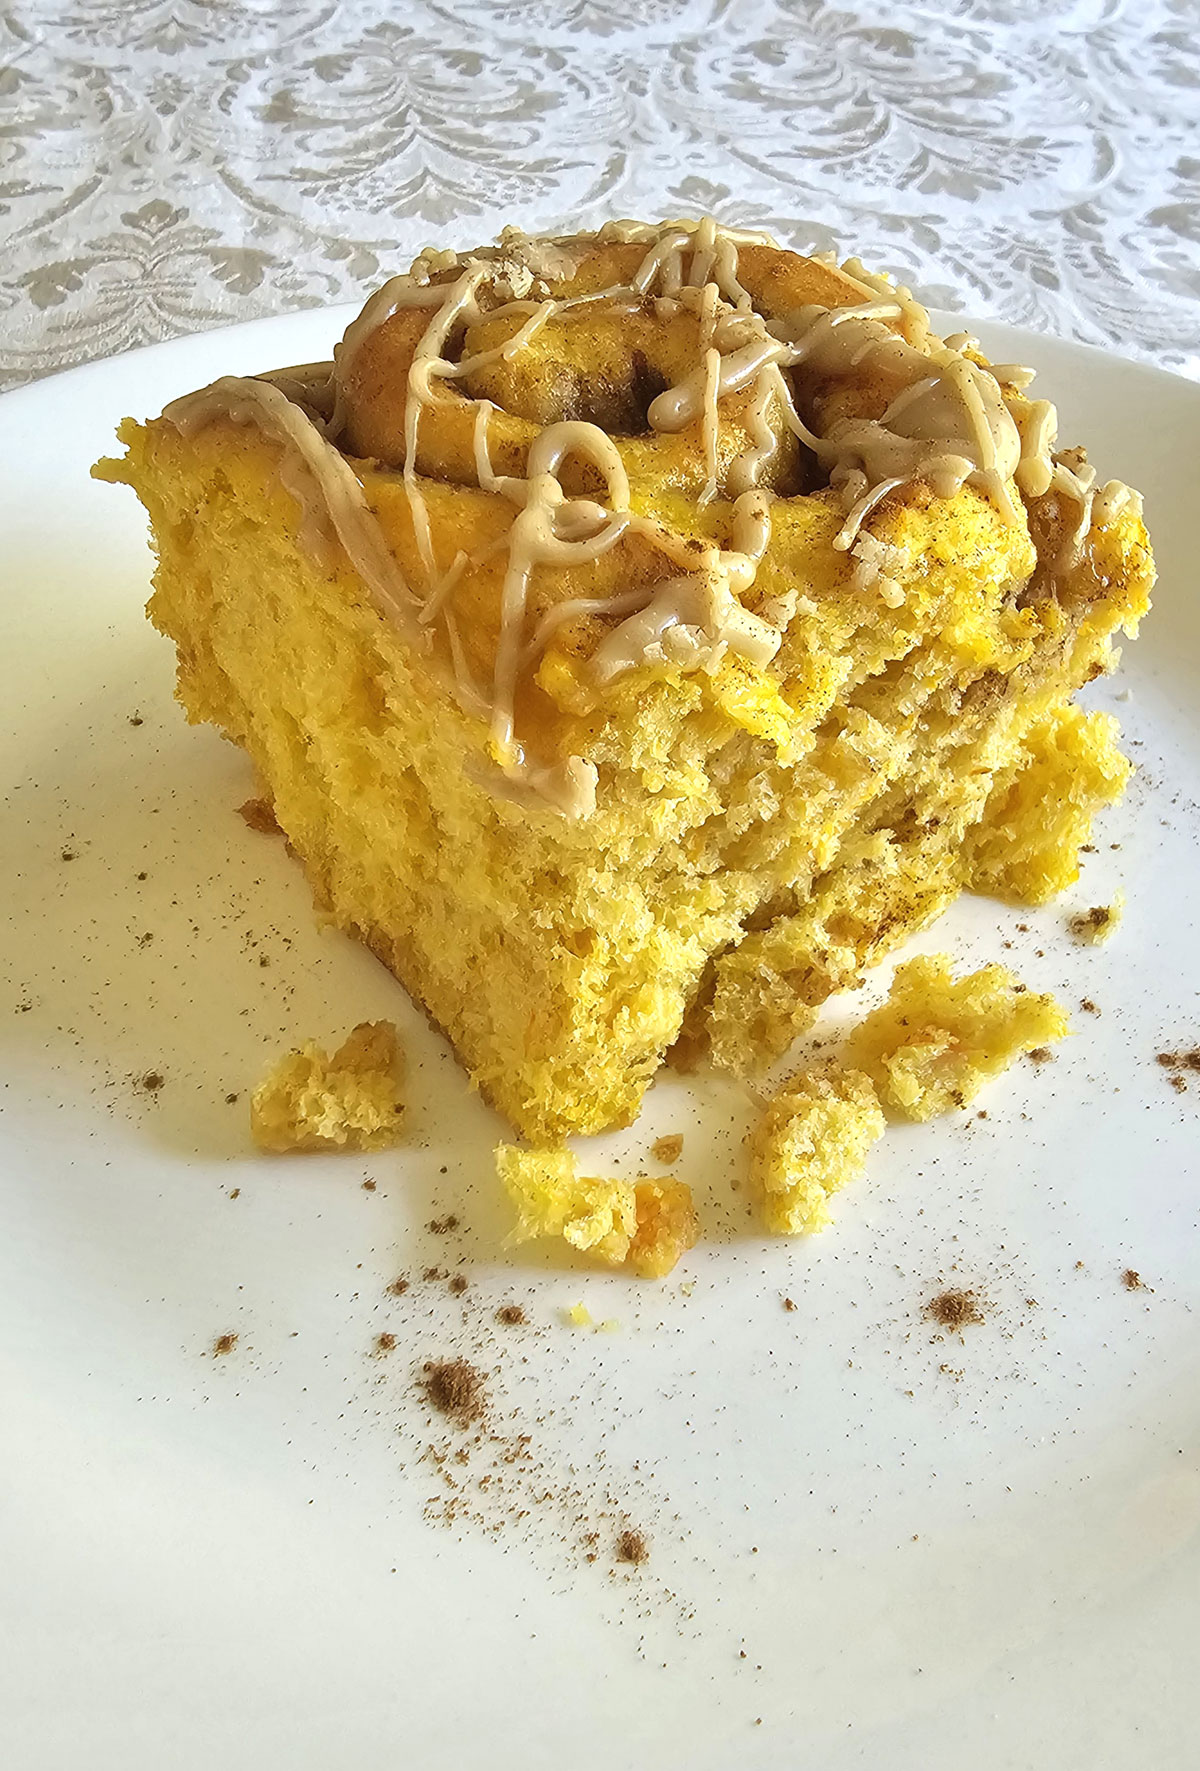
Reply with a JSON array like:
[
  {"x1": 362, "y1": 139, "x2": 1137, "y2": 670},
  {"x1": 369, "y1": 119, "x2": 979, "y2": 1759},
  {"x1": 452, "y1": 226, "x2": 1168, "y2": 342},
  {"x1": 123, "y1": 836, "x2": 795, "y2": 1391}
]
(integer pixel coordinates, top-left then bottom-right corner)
[{"x1": 162, "y1": 218, "x2": 1140, "y2": 818}]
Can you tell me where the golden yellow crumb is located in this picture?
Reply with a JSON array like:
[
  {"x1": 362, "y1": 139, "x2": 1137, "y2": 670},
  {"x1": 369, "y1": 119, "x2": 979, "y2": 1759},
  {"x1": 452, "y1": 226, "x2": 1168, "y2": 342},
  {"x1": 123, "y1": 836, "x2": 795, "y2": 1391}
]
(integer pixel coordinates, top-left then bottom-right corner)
[
  {"x1": 1069, "y1": 890, "x2": 1125, "y2": 944},
  {"x1": 565, "y1": 1303, "x2": 593, "y2": 1327},
  {"x1": 749, "y1": 1063, "x2": 885, "y2": 1234},
  {"x1": 845, "y1": 954, "x2": 1068, "y2": 1120},
  {"x1": 967, "y1": 703, "x2": 1130, "y2": 905},
  {"x1": 496, "y1": 1145, "x2": 698, "y2": 1277},
  {"x1": 627, "y1": 1176, "x2": 700, "y2": 1277},
  {"x1": 250, "y1": 1021, "x2": 404, "y2": 1152},
  {"x1": 651, "y1": 1133, "x2": 684, "y2": 1165},
  {"x1": 496, "y1": 1145, "x2": 634, "y2": 1263}
]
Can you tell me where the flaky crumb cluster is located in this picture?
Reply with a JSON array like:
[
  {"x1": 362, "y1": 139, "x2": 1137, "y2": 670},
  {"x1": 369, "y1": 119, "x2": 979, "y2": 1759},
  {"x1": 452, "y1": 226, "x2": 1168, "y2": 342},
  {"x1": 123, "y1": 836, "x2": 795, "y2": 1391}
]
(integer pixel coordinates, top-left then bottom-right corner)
[
  {"x1": 250, "y1": 1021, "x2": 405, "y2": 1152},
  {"x1": 748, "y1": 954, "x2": 1068, "y2": 1237},
  {"x1": 750, "y1": 1064, "x2": 884, "y2": 1235},
  {"x1": 495, "y1": 1145, "x2": 698, "y2": 1278},
  {"x1": 845, "y1": 954, "x2": 1068, "y2": 1121}
]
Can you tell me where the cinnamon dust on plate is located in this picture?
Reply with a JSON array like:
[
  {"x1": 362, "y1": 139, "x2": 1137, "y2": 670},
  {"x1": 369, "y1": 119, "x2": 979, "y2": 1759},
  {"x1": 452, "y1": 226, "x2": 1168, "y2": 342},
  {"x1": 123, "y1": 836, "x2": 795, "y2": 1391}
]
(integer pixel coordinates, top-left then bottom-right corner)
[
  {"x1": 420, "y1": 1358, "x2": 485, "y2": 1427},
  {"x1": 923, "y1": 1289, "x2": 985, "y2": 1331},
  {"x1": 615, "y1": 1529, "x2": 649, "y2": 1566}
]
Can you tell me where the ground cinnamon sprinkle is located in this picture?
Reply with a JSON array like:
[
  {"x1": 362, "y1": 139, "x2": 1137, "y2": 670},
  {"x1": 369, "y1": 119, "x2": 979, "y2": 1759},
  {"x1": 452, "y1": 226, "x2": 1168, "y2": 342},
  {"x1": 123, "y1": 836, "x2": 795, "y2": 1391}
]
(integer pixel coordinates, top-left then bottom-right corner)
[
  {"x1": 1069, "y1": 903, "x2": 1118, "y2": 940},
  {"x1": 496, "y1": 1304, "x2": 526, "y2": 1326},
  {"x1": 386, "y1": 1277, "x2": 410, "y2": 1296},
  {"x1": 212, "y1": 1332, "x2": 238, "y2": 1356},
  {"x1": 139, "y1": 1071, "x2": 164, "y2": 1092},
  {"x1": 421, "y1": 1358, "x2": 485, "y2": 1427},
  {"x1": 615, "y1": 1529, "x2": 649, "y2": 1565},
  {"x1": 1121, "y1": 1269, "x2": 1146, "y2": 1291},
  {"x1": 448, "y1": 1274, "x2": 468, "y2": 1295},
  {"x1": 428, "y1": 1215, "x2": 459, "y2": 1235},
  {"x1": 375, "y1": 1332, "x2": 397, "y2": 1354},
  {"x1": 1156, "y1": 1048, "x2": 1200, "y2": 1092},
  {"x1": 924, "y1": 1289, "x2": 985, "y2": 1331}
]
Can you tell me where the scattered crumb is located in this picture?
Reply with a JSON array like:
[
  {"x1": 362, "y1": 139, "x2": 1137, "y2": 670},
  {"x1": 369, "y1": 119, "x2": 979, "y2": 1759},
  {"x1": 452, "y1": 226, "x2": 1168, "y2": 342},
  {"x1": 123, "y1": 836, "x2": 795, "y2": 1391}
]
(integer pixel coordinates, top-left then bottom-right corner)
[
  {"x1": 374, "y1": 1332, "x2": 397, "y2": 1355},
  {"x1": 423, "y1": 1267, "x2": 446, "y2": 1282},
  {"x1": 1027, "y1": 1046, "x2": 1054, "y2": 1064},
  {"x1": 615, "y1": 1529, "x2": 649, "y2": 1565},
  {"x1": 428, "y1": 1215, "x2": 459, "y2": 1235},
  {"x1": 448, "y1": 1274, "x2": 468, "y2": 1295},
  {"x1": 139, "y1": 1071, "x2": 164, "y2": 1092},
  {"x1": 565, "y1": 1303, "x2": 593, "y2": 1328},
  {"x1": 749, "y1": 1062, "x2": 884, "y2": 1233},
  {"x1": 782, "y1": 1296, "x2": 797, "y2": 1312},
  {"x1": 238, "y1": 797, "x2": 280, "y2": 834},
  {"x1": 1069, "y1": 893, "x2": 1124, "y2": 944},
  {"x1": 225, "y1": 1091, "x2": 240, "y2": 1104},
  {"x1": 228, "y1": 1187, "x2": 240, "y2": 1200},
  {"x1": 128, "y1": 713, "x2": 143, "y2": 726},
  {"x1": 211, "y1": 1332, "x2": 238, "y2": 1356},
  {"x1": 361, "y1": 1178, "x2": 376, "y2": 1191},
  {"x1": 496, "y1": 1304, "x2": 526, "y2": 1326},
  {"x1": 250, "y1": 1021, "x2": 405, "y2": 1152},
  {"x1": 846, "y1": 954, "x2": 1067, "y2": 1120},
  {"x1": 60, "y1": 848, "x2": 76, "y2": 862},
  {"x1": 651, "y1": 1133, "x2": 684, "y2": 1164},
  {"x1": 1080, "y1": 999, "x2": 1100, "y2": 1015},
  {"x1": 924, "y1": 1289, "x2": 985, "y2": 1331},
  {"x1": 496, "y1": 1145, "x2": 697, "y2": 1277},
  {"x1": 1121, "y1": 1268, "x2": 1148, "y2": 1292},
  {"x1": 420, "y1": 1358, "x2": 485, "y2": 1427},
  {"x1": 386, "y1": 1276, "x2": 410, "y2": 1296}
]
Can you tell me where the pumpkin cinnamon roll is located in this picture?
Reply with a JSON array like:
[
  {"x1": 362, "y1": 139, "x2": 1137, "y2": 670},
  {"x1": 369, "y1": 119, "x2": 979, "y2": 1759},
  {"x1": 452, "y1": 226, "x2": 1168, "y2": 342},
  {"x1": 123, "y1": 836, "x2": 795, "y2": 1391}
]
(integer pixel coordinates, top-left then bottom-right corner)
[{"x1": 96, "y1": 218, "x2": 1153, "y2": 1142}]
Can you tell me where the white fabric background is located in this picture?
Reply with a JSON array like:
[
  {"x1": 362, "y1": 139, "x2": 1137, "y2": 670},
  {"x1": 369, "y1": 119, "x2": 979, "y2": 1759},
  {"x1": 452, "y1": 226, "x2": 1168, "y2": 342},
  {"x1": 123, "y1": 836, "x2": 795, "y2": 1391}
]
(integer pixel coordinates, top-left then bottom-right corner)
[{"x1": 2, "y1": 0, "x2": 1198, "y2": 390}]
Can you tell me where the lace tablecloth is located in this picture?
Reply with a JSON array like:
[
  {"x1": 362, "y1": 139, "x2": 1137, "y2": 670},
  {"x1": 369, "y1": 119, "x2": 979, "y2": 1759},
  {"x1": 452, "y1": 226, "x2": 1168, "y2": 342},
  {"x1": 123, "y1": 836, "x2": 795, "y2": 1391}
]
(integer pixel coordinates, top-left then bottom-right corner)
[{"x1": 3, "y1": 0, "x2": 1198, "y2": 391}]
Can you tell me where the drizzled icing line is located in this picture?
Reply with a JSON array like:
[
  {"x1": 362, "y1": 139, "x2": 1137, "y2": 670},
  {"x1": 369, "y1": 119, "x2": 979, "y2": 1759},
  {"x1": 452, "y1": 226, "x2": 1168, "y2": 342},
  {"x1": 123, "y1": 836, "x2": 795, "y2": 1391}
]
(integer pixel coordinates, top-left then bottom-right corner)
[{"x1": 161, "y1": 218, "x2": 1139, "y2": 819}]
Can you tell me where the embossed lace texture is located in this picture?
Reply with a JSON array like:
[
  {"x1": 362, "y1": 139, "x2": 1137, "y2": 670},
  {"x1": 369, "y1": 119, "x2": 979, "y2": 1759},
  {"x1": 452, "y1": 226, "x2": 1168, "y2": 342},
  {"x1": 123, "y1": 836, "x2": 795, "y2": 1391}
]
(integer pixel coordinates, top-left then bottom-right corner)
[{"x1": 2, "y1": 0, "x2": 1198, "y2": 389}]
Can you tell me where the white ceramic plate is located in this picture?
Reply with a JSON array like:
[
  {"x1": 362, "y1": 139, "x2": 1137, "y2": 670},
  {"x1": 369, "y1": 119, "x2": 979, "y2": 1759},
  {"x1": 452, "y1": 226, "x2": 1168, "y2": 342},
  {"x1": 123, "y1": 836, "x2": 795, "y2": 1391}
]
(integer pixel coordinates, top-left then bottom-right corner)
[{"x1": 2, "y1": 309, "x2": 1199, "y2": 1771}]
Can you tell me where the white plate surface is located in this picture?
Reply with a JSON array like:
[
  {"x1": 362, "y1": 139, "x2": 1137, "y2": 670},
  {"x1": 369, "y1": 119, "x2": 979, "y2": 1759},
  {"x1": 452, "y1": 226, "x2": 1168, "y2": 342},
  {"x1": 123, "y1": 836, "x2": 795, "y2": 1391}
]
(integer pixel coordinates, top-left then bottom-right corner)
[{"x1": 2, "y1": 309, "x2": 1199, "y2": 1771}]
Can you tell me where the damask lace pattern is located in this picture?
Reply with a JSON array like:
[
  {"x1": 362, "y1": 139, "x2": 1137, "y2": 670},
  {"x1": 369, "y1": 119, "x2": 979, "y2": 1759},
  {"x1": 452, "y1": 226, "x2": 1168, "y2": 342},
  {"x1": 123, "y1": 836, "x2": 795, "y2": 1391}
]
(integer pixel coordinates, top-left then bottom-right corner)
[{"x1": 2, "y1": 0, "x2": 1198, "y2": 390}]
